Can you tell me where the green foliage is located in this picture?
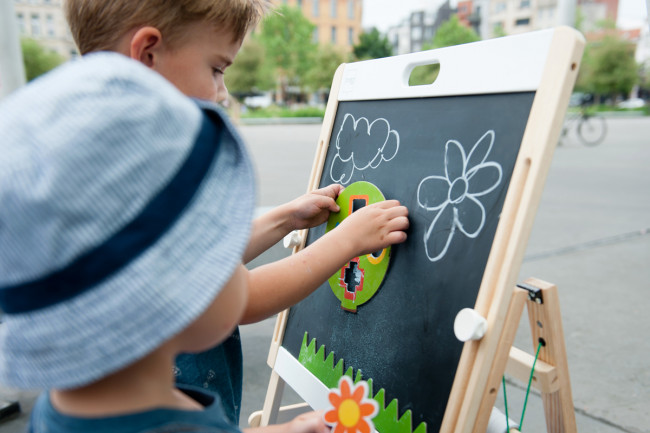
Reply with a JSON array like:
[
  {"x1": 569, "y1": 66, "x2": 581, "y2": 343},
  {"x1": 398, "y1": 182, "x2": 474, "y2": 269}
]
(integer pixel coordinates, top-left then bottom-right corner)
[
  {"x1": 409, "y1": 15, "x2": 479, "y2": 86},
  {"x1": 259, "y1": 5, "x2": 316, "y2": 88},
  {"x1": 226, "y1": 37, "x2": 274, "y2": 96},
  {"x1": 303, "y1": 44, "x2": 345, "y2": 91},
  {"x1": 492, "y1": 23, "x2": 507, "y2": 38},
  {"x1": 577, "y1": 33, "x2": 639, "y2": 103},
  {"x1": 20, "y1": 38, "x2": 64, "y2": 81},
  {"x1": 353, "y1": 28, "x2": 392, "y2": 60},
  {"x1": 408, "y1": 64, "x2": 440, "y2": 86},
  {"x1": 431, "y1": 15, "x2": 480, "y2": 49},
  {"x1": 241, "y1": 105, "x2": 324, "y2": 118}
]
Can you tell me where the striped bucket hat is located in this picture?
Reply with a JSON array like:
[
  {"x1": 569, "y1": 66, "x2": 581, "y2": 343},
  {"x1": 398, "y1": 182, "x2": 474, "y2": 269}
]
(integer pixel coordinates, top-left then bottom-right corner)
[{"x1": 0, "y1": 52, "x2": 255, "y2": 390}]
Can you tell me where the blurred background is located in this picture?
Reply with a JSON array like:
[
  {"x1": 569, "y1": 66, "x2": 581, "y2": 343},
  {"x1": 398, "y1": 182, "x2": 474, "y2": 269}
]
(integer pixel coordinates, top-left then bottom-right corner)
[
  {"x1": 1, "y1": 0, "x2": 649, "y2": 432},
  {"x1": 2, "y1": 0, "x2": 649, "y2": 112}
]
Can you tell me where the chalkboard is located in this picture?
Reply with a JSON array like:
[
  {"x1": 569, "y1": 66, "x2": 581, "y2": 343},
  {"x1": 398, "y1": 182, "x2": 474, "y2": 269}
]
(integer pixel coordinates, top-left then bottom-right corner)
[
  {"x1": 264, "y1": 27, "x2": 585, "y2": 433},
  {"x1": 282, "y1": 92, "x2": 533, "y2": 431}
]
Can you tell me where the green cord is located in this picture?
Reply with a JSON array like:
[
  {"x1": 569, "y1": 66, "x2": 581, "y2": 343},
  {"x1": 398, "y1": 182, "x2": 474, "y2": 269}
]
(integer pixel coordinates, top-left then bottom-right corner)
[
  {"x1": 501, "y1": 340, "x2": 543, "y2": 432},
  {"x1": 502, "y1": 376, "x2": 510, "y2": 432},
  {"x1": 519, "y1": 341, "x2": 543, "y2": 430}
]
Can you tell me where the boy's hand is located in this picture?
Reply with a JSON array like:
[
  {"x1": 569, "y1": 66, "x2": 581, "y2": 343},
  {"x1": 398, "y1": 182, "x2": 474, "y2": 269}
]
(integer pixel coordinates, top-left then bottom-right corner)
[
  {"x1": 287, "y1": 184, "x2": 344, "y2": 231},
  {"x1": 286, "y1": 410, "x2": 330, "y2": 433},
  {"x1": 243, "y1": 410, "x2": 330, "y2": 433},
  {"x1": 337, "y1": 200, "x2": 409, "y2": 256}
]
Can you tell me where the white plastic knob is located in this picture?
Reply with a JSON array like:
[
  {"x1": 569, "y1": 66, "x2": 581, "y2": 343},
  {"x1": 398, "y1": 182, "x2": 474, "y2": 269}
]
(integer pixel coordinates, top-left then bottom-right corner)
[
  {"x1": 454, "y1": 308, "x2": 487, "y2": 342},
  {"x1": 283, "y1": 231, "x2": 301, "y2": 249}
]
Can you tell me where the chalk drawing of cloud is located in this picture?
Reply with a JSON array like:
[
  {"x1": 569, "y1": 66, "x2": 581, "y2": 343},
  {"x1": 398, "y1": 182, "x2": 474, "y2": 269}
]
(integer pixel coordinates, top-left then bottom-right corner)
[
  {"x1": 417, "y1": 130, "x2": 503, "y2": 262},
  {"x1": 329, "y1": 114, "x2": 400, "y2": 185}
]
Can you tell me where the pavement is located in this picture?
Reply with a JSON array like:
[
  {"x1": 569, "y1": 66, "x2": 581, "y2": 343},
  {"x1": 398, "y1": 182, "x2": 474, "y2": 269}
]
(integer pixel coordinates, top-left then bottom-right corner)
[{"x1": 1, "y1": 116, "x2": 649, "y2": 432}]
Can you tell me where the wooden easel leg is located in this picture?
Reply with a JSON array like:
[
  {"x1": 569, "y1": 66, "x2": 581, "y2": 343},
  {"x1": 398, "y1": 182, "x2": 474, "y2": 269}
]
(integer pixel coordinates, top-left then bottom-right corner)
[
  {"x1": 259, "y1": 370, "x2": 286, "y2": 426},
  {"x1": 522, "y1": 278, "x2": 577, "y2": 433},
  {"x1": 472, "y1": 278, "x2": 576, "y2": 433},
  {"x1": 472, "y1": 287, "x2": 528, "y2": 433}
]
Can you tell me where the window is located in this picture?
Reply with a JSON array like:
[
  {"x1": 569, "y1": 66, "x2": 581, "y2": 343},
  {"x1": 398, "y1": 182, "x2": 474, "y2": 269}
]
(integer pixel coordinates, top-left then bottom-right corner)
[
  {"x1": 515, "y1": 17, "x2": 530, "y2": 26},
  {"x1": 348, "y1": 0, "x2": 354, "y2": 19},
  {"x1": 30, "y1": 13, "x2": 41, "y2": 36},
  {"x1": 494, "y1": 2, "x2": 506, "y2": 13},
  {"x1": 46, "y1": 14, "x2": 55, "y2": 36},
  {"x1": 348, "y1": 27, "x2": 354, "y2": 45},
  {"x1": 297, "y1": 0, "x2": 303, "y2": 7},
  {"x1": 312, "y1": 28, "x2": 319, "y2": 43},
  {"x1": 313, "y1": 0, "x2": 319, "y2": 17},
  {"x1": 411, "y1": 26, "x2": 422, "y2": 41},
  {"x1": 331, "y1": 26, "x2": 337, "y2": 43},
  {"x1": 16, "y1": 13, "x2": 26, "y2": 34},
  {"x1": 519, "y1": 0, "x2": 530, "y2": 8},
  {"x1": 331, "y1": 0, "x2": 337, "y2": 18}
]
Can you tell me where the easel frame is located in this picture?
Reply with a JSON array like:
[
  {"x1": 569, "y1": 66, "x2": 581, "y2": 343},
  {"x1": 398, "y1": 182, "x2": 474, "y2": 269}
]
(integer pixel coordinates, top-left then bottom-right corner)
[
  {"x1": 249, "y1": 277, "x2": 576, "y2": 433},
  {"x1": 251, "y1": 27, "x2": 585, "y2": 433}
]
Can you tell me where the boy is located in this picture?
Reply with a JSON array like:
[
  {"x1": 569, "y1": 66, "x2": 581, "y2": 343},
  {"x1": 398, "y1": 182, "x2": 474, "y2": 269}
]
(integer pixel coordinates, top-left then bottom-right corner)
[
  {"x1": 0, "y1": 52, "x2": 407, "y2": 432},
  {"x1": 63, "y1": 0, "x2": 411, "y2": 424}
]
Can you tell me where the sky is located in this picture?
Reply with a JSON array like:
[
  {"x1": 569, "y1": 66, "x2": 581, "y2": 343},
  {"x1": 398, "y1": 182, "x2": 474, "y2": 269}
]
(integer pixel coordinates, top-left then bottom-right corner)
[{"x1": 361, "y1": 0, "x2": 649, "y2": 32}]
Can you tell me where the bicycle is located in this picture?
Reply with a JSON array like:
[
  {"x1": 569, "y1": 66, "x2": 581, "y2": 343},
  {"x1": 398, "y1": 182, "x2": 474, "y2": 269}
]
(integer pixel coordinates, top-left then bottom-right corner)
[{"x1": 560, "y1": 104, "x2": 607, "y2": 146}]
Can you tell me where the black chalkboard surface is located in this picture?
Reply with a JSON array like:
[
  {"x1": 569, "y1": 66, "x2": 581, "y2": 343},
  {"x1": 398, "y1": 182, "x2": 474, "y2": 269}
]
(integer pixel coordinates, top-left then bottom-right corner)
[
  {"x1": 281, "y1": 92, "x2": 535, "y2": 432},
  {"x1": 260, "y1": 27, "x2": 585, "y2": 433}
]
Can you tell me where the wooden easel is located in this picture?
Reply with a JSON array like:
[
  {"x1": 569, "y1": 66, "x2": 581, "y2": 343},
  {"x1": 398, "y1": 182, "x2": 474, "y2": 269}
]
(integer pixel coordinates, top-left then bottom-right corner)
[
  {"x1": 476, "y1": 277, "x2": 577, "y2": 433},
  {"x1": 249, "y1": 276, "x2": 576, "y2": 433},
  {"x1": 248, "y1": 27, "x2": 584, "y2": 433}
]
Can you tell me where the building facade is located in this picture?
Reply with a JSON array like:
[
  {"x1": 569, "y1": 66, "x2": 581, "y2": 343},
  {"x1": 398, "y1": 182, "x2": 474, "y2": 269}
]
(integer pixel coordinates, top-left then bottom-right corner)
[
  {"x1": 13, "y1": 0, "x2": 77, "y2": 60},
  {"x1": 486, "y1": 0, "x2": 620, "y2": 38},
  {"x1": 270, "y1": 0, "x2": 363, "y2": 51},
  {"x1": 386, "y1": 1, "x2": 454, "y2": 55}
]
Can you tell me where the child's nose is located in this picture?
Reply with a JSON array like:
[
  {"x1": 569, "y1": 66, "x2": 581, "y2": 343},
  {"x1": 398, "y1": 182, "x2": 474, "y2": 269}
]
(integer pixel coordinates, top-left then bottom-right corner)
[{"x1": 216, "y1": 84, "x2": 229, "y2": 104}]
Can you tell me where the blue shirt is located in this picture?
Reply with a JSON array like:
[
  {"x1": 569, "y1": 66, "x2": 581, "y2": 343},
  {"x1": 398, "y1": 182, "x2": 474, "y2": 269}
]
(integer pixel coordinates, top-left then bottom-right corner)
[
  {"x1": 175, "y1": 328, "x2": 243, "y2": 424},
  {"x1": 28, "y1": 384, "x2": 241, "y2": 433}
]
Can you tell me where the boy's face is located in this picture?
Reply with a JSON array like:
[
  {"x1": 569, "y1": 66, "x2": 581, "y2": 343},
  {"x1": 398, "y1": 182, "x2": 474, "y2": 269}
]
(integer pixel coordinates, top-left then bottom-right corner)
[{"x1": 151, "y1": 21, "x2": 242, "y2": 103}]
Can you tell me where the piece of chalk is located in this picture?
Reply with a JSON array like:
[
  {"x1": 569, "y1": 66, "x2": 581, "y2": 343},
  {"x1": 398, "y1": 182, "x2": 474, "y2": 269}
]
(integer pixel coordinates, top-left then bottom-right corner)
[
  {"x1": 454, "y1": 308, "x2": 487, "y2": 341},
  {"x1": 283, "y1": 231, "x2": 301, "y2": 249}
]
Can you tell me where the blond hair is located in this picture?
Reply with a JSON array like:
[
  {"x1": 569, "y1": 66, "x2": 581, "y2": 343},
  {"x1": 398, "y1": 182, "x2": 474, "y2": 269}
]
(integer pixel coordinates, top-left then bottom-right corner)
[{"x1": 65, "y1": 0, "x2": 270, "y2": 54}]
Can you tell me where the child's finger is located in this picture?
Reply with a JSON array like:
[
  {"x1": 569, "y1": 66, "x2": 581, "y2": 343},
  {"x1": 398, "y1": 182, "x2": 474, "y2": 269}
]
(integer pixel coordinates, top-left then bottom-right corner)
[{"x1": 314, "y1": 183, "x2": 344, "y2": 198}]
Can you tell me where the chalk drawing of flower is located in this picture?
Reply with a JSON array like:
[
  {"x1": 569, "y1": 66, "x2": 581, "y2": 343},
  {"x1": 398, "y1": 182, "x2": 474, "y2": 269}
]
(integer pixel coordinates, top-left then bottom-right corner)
[
  {"x1": 324, "y1": 376, "x2": 379, "y2": 433},
  {"x1": 417, "y1": 130, "x2": 503, "y2": 262},
  {"x1": 330, "y1": 113, "x2": 400, "y2": 185}
]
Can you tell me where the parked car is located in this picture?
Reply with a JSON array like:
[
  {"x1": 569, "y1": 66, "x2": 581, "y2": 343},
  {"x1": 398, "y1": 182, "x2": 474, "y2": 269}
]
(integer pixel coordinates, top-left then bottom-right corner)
[{"x1": 617, "y1": 98, "x2": 645, "y2": 109}]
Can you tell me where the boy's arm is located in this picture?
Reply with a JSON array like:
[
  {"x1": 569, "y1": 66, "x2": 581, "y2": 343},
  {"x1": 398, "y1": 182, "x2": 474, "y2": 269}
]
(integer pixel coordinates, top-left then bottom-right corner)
[
  {"x1": 241, "y1": 200, "x2": 409, "y2": 324},
  {"x1": 243, "y1": 184, "x2": 344, "y2": 263}
]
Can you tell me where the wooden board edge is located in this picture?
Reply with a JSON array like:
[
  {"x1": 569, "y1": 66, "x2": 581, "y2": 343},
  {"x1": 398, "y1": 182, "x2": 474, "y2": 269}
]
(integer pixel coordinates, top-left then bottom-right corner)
[
  {"x1": 266, "y1": 63, "x2": 347, "y2": 370},
  {"x1": 441, "y1": 26, "x2": 585, "y2": 433}
]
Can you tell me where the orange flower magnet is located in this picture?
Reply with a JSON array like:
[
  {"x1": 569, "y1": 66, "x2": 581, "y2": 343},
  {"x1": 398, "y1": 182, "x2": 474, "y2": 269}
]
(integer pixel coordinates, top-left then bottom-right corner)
[{"x1": 324, "y1": 376, "x2": 379, "y2": 433}]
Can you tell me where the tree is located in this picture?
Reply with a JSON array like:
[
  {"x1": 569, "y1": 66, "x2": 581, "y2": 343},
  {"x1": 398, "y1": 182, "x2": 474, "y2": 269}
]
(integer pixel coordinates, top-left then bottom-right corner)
[
  {"x1": 431, "y1": 15, "x2": 480, "y2": 49},
  {"x1": 21, "y1": 38, "x2": 64, "y2": 81},
  {"x1": 258, "y1": 5, "x2": 316, "y2": 103},
  {"x1": 225, "y1": 36, "x2": 274, "y2": 98},
  {"x1": 576, "y1": 27, "x2": 639, "y2": 104},
  {"x1": 304, "y1": 44, "x2": 345, "y2": 102},
  {"x1": 590, "y1": 36, "x2": 638, "y2": 102},
  {"x1": 352, "y1": 28, "x2": 392, "y2": 60},
  {"x1": 410, "y1": 15, "x2": 480, "y2": 86}
]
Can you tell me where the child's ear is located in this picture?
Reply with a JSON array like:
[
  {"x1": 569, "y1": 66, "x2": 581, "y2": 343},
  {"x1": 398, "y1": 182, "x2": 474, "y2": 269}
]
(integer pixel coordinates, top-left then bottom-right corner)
[{"x1": 130, "y1": 26, "x2": 163, "y2": 68}]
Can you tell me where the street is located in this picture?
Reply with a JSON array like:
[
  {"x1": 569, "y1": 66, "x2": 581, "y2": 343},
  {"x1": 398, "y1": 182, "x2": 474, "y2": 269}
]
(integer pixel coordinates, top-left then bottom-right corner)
[{"x1": 1, "y1": 116, "x2": 649, "y2": 433}]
